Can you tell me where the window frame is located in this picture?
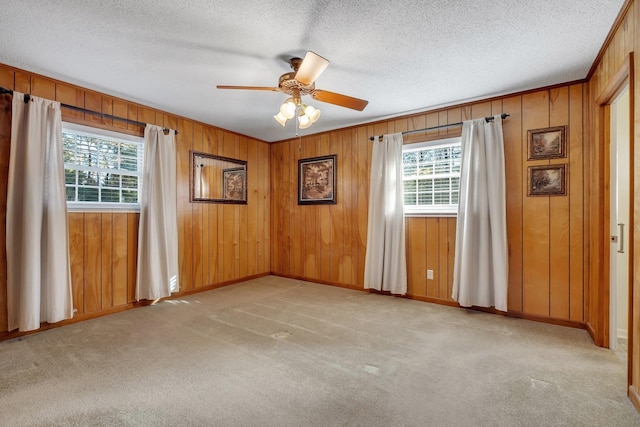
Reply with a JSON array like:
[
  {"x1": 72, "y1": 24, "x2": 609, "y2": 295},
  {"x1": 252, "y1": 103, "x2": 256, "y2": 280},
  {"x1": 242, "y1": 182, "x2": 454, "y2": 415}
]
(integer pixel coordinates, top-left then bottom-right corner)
[
  {"x1": 62, "y1": 122, "x2": 144, "y2": 212},
  {"x1": 402, "y1": 136, "x2": 461, "y2": 217}
]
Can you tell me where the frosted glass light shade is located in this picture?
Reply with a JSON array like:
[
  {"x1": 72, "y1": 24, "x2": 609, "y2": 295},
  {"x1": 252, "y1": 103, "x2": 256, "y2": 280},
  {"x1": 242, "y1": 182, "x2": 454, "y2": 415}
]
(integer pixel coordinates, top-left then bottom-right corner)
[
  {"x1": 304, "y1": 105, "x2": 321, "y2": 123},
  {"x1": 274, "y1": 112, "x2": 287, "y2": 126},
  {"x1": 298, "y1": 114, "x2": 311, "y2": 129},
  {"x1": 280, "y1": 99, "x2": 296, "y2": 119}
]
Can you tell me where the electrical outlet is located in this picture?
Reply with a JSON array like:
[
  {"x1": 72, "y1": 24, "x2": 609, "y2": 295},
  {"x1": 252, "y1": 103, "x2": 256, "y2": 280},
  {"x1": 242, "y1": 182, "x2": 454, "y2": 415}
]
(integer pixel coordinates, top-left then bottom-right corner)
[{"x1": 427, "y1": 269, "x2": 434, "y2": 280}]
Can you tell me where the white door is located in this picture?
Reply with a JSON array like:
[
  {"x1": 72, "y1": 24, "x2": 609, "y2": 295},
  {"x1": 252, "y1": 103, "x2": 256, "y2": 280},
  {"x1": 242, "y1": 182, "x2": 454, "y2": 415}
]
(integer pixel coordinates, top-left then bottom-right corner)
[{"x1": 609, "y1": 85, "x2": 630, "y2": 350}]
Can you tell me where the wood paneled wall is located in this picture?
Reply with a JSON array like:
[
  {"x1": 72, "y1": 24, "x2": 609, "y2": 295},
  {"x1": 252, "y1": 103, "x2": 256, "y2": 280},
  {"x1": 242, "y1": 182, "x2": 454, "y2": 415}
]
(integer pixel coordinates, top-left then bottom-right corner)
[
  {"x1": 0, "y1": 64, "x2": 271, "y2": 335},
  {"x1": 587, "y1": 0, "x2": 640, "y2": 407},
  {"x1": 270, "y1": 86, "x2": 586, "y2": 324}
]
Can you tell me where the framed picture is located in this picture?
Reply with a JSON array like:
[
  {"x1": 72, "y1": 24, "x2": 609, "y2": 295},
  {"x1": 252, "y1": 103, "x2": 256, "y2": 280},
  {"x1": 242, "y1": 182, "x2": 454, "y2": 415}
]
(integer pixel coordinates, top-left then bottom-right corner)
[
  {"x1": 528, "y1": 164, "x2": 567, "y2": 196},
  {"x1": 222, "y1": 167, "x2": 246, "y2": 201},
  {"x1": 527, "y1": 125, "x2": 566, "y2": 160},
  {"x1": 298, "y1": 154, "x2": 337, "y2": 205}
]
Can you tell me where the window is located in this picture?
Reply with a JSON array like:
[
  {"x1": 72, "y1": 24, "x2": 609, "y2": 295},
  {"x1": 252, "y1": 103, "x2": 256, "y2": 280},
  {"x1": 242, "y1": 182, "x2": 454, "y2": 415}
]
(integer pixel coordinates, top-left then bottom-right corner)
[
  {"x1": 403, "y1": 137, "x2": 461, "y2": 215},
  {"x1": 62, "y1": 123, "x2": 144, "y2": 211}
]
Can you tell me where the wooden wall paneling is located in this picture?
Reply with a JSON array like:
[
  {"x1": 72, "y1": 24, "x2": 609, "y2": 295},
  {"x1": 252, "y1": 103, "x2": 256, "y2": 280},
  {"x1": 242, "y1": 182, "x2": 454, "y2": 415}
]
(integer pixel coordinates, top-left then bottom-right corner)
[
  {"x1": 446, "y1": 107, "x2": 462, "y2": 136},
  {"x1": 101, "y1": 213, "x2": 113, "y2": 309},
  {"x1": 112, "y1": 99, "x2": 128, "y2": 131},
  {"x1": 0, "y1": 68, "x2": 13, "y2": 89},
  {"x1": 634, "y1": 0, "x2": 640, "y2": 393},
  {"x1": 522, "y1": 90, "x2": 551, "y2": 316},
  {"x1": 304, "y1": 138, "x2": 318, "y2": 279},
  {"x1": 340, "y1": 129, "x2": 354, "y2": 285},
  {"x1": 407, "y1": 218, "x2": 427, "y2": 297},
  {"x1": 101, "y1": 97, "x2": 114, "y2": 127},
  {"x1": 291, "y1": 140, "x2": 304, "y2": 277},
  {"x1": 438, "y1": 217, "x2": 449, "y2": 299},
  {"x1": 112, "y1": 213, "x2": 128, "y2": 306},
  {"x1": 83, "y1": 213, "x2": 102, "y2": 313},
  {"x1": 426, "y1": 218, "x2": 440, "y2": 298},
  {"x1": 14, "y1": 71, "x2": 30, "y2": 94},
  {"x1": 492, "y1": 99, "x2": 503, "y2": 117},
  {"x1": 447, "y1": 217, "x2": 456, "y2": 301},
  {"x1": 348, "y1": 128, "x2": 361, "y2": 286},
  {"x1": 84, "y1": 92, "x2": 103, "y2": 125},
  {"x1": 260, "y1": 140, "x2": 270, "y2": 274},
  {"x1": 192, "y1": 123, "x2": 204, "y2": 289},
  {"x1": 438, "y1": 111, "x2": 448, "y2": 137},
  {"x1": 318, "y1": 134, "x2": 333, "y2": 281},
  {"x1": 282, "y1": 139, "x2": 292, "y2": 276},
  {"x1": 137, "y1": 107, "x2": 157, "y2": 127},
  {"x1": 221, "y1": 132, "x2": 237, "y2": 281},
  {"x1": 30, "y1": 76, "x2": 54, "y2": 100},
  {"x1": 568, "y1": 84, "x2": 586, "y2": 321},
  {"x1": 176, "y1": 118, "x2": 193, "y2": 290},
  {"x1": 471, "y1": 101, "x2": 492, "y2": 119},
  {"x1": 57, "y1": 83, "x2": 85, "y2": 121},
  {"x1": 247, "y1": 136, "x2": 258, "y2": 277},
  {"x1": 503, "y1": 95, "x2": 524, "y2": 311},
  {"x1": 329, "y1": 131, "x2": 344, "y2": 283},
  {"x1": 404, "y1": 114, "x2": 426, "y2": 145},
  {"x1": 355, "y1": 126, "x2": 370, "y2": 285},
  {"x1": 68, "y1": 213, "x2": 84, "y2": 314},
  {"x1": 127, "y1": 103, "x2": 139, "y2": 133},
  {"x1": 0, "y1": 205, "x2": 5, "y2": 332},
  {"x1": 126, "y1": 213, "x2": 138, "y2": 303},
  {"x1": 238, "y1": 136, "x2": 249, "y2": 279},
  {"x1": 426, "y1": 112, "x2": 439, "y2": 140},
  {"x1": 548, "y1": 87, "x2": 571, "y2": 319},
  {"x1": 270, "y1": 142, "x2": 282, "y2": 274}
]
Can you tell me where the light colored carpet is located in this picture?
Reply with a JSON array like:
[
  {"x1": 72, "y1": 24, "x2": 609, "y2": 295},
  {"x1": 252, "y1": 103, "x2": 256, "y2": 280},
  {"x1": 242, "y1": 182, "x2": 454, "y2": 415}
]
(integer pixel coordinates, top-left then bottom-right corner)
[{"x1": 1, "y1": 275, "x2": 639, "y2": 426}]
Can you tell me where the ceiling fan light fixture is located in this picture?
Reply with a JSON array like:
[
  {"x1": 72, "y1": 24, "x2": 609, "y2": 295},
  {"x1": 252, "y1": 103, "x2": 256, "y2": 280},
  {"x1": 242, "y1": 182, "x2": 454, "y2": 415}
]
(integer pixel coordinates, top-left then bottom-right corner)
[
  {"x1": 298, "y1": 111, "x2": 311, "y2": 129},
  {"x1": 304, "y1": 105, "x2": 321, "y2": 123},
  {"x1": 280, "y1": 98, "x2": 297, "y2": 119},
  {"x1": 273, "y1": 112, "x2": 288, "y2": 126}
]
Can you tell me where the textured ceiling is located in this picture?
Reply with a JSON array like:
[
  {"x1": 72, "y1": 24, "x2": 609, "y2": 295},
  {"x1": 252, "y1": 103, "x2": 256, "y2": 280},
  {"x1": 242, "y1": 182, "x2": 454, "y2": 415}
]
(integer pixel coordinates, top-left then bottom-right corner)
[{"x1": 0, "y1": 0, "x2": 625, "y2": 142}]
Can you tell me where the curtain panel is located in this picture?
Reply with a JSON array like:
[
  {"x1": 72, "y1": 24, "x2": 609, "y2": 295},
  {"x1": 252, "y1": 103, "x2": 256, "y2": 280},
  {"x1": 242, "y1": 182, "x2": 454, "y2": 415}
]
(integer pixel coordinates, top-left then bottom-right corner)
[
  {"x1": 364, "y1": 133, "x2": 407, "y2": 295},
  {"x1": 452, "y1": 115, "x2": 508, "y2": 311},
  {"x1": 136, "y1": 125, "x2": 179, "y2": 301},
  {"x1": 6, "y1": 92, "x2": 73, "y2": 332}
]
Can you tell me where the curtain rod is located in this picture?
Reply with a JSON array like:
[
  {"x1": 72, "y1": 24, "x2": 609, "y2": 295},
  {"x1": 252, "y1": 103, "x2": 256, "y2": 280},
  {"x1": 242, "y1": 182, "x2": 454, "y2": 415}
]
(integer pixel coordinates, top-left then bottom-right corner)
[
  {"x1": 0, "y1": 86, "x2": 178, "y2": 135},
  {"x1": 369, "y1": 113, "x2": 509, "y2": 141}
]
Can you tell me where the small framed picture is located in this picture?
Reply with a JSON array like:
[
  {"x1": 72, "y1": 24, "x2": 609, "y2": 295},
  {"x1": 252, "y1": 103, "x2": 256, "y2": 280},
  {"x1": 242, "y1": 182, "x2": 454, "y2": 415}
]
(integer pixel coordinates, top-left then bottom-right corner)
[
  {"x1": 298, "y1": 154, "x2": 337, "y2": 205},
  {"x1": 528, "y1": 164, "x2": 567, "y2": 196},
  {"x1": 222, "y1": 167, "x2": 246, "y2": 201},
  {"x1": 527, "y1": 125, "x2": 566, "y2": 160}
]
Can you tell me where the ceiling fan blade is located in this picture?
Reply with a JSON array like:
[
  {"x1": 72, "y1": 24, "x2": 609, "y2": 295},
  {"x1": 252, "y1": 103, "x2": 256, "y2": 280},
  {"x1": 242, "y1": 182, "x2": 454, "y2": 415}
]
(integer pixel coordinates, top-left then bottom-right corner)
[
  {"x1": 294, "y1": 52, "x2": 330, "y2": 85},
  {"x1": 313, "y1": 90, "x2": 369, "y2": 111},
  {"x1": 217, "y1": 85, "x2": 279, "y2": 91}
]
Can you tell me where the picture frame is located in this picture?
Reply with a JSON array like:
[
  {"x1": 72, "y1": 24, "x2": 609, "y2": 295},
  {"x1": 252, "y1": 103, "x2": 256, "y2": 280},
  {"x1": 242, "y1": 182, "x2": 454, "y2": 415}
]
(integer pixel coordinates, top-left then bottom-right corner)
[
  {"x1": 527, "y1": 164, "x2": 567, "y2": 196},
  {"x1": 527, "y1": 125, "x2": 567, "y2": 160},
  {"x1": 222, "y1": 167, "x2": 246, "y2": 201},
  {"x1": 298, "y1": 154, "x2": 337, "y2": 205}
]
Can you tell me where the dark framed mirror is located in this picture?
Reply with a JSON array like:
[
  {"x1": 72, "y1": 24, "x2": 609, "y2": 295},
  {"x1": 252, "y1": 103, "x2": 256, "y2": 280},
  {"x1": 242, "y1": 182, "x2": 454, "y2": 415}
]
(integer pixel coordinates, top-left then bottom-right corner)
[{"x1": 190, "y1": 150, "x2": 247, "y2": 204}]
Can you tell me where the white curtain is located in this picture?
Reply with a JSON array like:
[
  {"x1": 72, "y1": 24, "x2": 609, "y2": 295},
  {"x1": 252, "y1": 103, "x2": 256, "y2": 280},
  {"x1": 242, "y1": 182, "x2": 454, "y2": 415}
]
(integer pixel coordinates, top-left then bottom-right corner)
[
  {"x1": 6, "y1": 92, "x2": 73, "y2": 332},
  {"x1": 364, "y1": 132, "x2": 407, "y2": 295},
  {"x1": 136, "y1": 125, "x2": 179, "y2": 301},
  {"x1": 452, "y1": 115, "x2": 508, "y2": 311}
]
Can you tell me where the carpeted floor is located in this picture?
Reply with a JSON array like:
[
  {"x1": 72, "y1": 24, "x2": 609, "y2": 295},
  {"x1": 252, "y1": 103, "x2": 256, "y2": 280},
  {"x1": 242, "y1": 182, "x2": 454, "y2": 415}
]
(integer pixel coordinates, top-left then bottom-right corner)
[{"x1": 1, "y1": 275, "x2": 639, "y2": 426}]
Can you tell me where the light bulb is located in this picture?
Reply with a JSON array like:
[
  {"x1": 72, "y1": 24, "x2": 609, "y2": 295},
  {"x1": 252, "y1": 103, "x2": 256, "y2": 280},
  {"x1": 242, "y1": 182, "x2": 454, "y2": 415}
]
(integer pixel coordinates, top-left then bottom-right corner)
[
  {"x1": 280, "y1": 99, "x2": 296, "y2": 119},
  {"x1": 304, "y1": 105, "x2": 321, "y2": 123},
  {"x1": 298, "y1": 114, "x2": 311, "y2": 129},
  {"x1": 273, "y1": 112, "x2": 287, "y2": 126}
]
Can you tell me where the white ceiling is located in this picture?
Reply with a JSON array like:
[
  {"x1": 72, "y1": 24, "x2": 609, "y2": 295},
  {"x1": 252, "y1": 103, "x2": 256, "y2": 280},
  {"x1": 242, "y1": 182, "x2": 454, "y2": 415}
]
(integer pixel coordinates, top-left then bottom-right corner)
[{"x1": 0, "y1": 1, "x2": 625, "y2": 142}]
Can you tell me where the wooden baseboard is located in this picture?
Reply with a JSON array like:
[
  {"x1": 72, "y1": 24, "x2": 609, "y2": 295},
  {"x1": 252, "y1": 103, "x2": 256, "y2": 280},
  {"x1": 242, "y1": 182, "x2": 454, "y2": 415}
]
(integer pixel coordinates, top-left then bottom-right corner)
[
  {"x1": 629, "y1": 385, "x2": 640, "y2": 413},
  {"x1": 0, "y1": 272, "x2": 271, "y2": 342},
  {"x1": 270, "y1": 273, "x2": 364, "y2": 292}
]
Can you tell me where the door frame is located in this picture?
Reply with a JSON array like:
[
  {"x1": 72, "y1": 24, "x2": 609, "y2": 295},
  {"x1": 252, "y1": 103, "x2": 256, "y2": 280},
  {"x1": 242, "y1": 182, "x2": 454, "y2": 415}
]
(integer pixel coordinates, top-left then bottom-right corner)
[{"x1": 592, "y1": 52, "x2": 634, "y2": 389}]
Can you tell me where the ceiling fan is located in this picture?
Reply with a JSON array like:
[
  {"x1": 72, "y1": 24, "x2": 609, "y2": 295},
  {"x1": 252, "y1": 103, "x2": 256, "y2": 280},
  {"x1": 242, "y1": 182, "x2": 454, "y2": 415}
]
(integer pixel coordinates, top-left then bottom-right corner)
[{"x1": 217, "y1": 52, "x2": 368, "y2": 127}]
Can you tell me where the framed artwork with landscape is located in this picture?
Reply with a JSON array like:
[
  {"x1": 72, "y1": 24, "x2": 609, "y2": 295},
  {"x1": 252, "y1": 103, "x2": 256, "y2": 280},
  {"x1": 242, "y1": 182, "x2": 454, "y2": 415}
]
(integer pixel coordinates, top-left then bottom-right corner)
[
  {"x1": 298, "y1": 154, "x2": 337, "y2": 205},
  {"x1": 527, "y1": 164, "x2": 567, "y2": 196},
  {"x1": 527, "y1": 125, "x2": 566, "y2": 160}
]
